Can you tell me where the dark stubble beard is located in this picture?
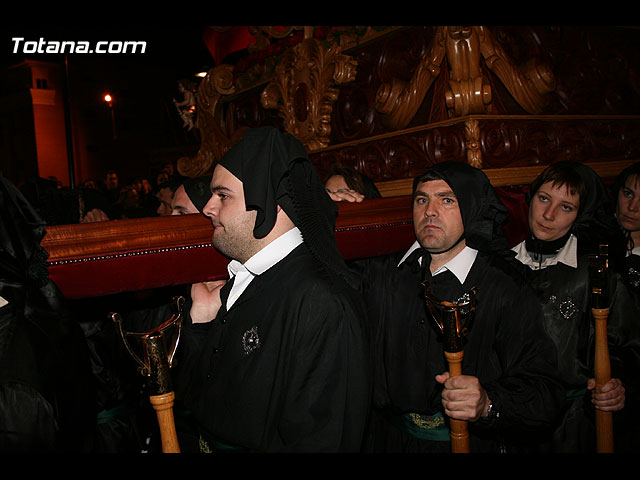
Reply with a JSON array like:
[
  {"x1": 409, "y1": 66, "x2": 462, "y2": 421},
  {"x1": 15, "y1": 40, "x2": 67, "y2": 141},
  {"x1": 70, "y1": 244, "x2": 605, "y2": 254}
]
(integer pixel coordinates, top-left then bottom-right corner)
[{"x1": 211, "y1": 210, "x2": 260, "y2": 264}]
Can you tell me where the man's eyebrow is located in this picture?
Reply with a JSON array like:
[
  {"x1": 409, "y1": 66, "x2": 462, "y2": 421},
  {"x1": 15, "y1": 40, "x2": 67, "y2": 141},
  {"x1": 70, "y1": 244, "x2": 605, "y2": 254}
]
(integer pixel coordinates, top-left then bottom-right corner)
[
  {"x1": 413, "y1": 189, "x2": 456, "y2": 198},
  {"x1": 210, "y1": 185, "x2": 234, "y2": 194}
]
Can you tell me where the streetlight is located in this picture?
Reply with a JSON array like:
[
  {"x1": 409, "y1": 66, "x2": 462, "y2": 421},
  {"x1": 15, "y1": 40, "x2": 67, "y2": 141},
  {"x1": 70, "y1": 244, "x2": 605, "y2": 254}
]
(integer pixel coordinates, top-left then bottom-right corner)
[{"x1": 104, "y1": 93, "x2": 117, "y2": 140}]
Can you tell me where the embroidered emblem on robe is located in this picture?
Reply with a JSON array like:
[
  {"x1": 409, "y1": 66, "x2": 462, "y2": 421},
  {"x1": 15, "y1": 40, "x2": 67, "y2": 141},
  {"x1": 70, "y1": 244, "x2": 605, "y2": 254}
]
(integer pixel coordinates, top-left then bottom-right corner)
[
  {"x1": 242, "y1": 326, "x2": 261, "y2": 355},
  {"x1": 549, "y1": 295, "x2": 578, "y2": 320},
  {"x1": 408, "y1": 412, "x2": 446, "y2": 430}
]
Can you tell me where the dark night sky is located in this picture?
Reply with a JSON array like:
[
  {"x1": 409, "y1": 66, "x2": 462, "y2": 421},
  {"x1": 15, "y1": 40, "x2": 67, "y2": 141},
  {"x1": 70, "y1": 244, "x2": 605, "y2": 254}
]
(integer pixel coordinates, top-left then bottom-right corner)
[{"x1": 1, "y1": 24, "x2": 217, "y2": 183}]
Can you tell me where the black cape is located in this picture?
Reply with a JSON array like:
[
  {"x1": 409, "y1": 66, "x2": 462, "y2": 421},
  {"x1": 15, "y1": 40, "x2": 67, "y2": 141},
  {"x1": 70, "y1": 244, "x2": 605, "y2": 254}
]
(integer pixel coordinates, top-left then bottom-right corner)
[
  {"x1": 0, "y1": 177, "x2": 95, "y2": 452},
  {"x1": 130, "y1": 244, "x2": 371, "y2": 452},
  {"x1": 513, "y1": 246, "x2": 640, "y2": 452},
  {"x1": 356, "y1": 249, "x2": 564, "y2": 452}
]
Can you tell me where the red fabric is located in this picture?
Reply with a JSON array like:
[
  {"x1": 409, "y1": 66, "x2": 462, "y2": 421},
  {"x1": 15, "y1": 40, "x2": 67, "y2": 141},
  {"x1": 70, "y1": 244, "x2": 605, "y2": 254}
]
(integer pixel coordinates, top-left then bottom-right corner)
[
  {"x1": 49, "y1": 246, "x2": 227, "y2": 299},
  {"x1": 495, "y1": 185, "x2": 531, "y2": 247},
  {"x1": 202, "y1": 26, "x2": 256, "y2": 65}
]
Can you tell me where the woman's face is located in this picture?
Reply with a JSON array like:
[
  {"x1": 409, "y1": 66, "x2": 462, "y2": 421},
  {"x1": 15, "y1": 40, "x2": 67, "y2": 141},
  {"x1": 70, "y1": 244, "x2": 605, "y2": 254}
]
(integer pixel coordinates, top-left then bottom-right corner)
[
  {"x1": 529, "y1": 181, "x2": 580, "y2": 241},
  {"x1": 617, "y1": 174, "x2": 640, "y2": 233}
]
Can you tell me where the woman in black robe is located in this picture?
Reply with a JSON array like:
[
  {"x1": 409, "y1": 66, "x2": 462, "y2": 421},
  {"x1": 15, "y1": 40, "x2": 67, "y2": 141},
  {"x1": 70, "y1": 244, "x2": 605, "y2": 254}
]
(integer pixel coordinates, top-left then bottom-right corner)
[
  {"x1": 612, "y1": 162, "x2": 640, "y2": 295},
  {"x1": 511, "y1": 161, "x2": 640, "y2": 452}
]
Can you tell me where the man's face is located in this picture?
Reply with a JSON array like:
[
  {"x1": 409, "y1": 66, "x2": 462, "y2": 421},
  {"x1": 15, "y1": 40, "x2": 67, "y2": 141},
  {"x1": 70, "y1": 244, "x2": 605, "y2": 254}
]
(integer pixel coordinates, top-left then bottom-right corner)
[
  {"x1": 156, "y1": 187, "x2": 174, "y2": 216},
  {"x1": 171, "y1": 185, "x2": 198, "y2": 215},
  {"x1": 202, "y1": 165, "x2": 258, "y2": 263},
  {"x1": 617, "y1": 174, "x2": 640, "y2": 234},
  {"x1": 413, "y1": 179, "x2": 465, "y2": 253},
  {"x1": 528, "y1": 181, "x2": 579, "y2": 242},
  {"x1": 105, "y1": 173, "x2": 118, "y2": 190}
]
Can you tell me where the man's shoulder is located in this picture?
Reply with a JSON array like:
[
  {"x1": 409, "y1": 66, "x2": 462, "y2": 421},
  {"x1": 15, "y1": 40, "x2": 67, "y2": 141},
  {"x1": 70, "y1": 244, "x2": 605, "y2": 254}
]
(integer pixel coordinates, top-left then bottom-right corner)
[{"x1": 472, "y1": 251, "x2": 531, "y2": 290}]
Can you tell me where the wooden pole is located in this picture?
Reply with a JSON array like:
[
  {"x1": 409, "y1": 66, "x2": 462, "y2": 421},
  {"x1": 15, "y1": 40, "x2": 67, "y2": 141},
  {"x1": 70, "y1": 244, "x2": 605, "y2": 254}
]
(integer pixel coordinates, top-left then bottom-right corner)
[
  {"x1": 150, "y1": 392, "x2": 181, "y2": 453},
  {"x1": 593, "y1": 307, "x2": 614, "y2": 453},
  {"x1": 445, "y1": 350, "x2": 470, "y2": 453}
]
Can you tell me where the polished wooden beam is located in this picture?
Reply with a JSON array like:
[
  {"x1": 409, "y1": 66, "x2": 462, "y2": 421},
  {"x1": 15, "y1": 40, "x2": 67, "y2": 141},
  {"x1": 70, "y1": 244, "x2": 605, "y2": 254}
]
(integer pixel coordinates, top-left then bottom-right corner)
[{"x1": 42, "y1": 196, "x2": 414, "y2": 298}]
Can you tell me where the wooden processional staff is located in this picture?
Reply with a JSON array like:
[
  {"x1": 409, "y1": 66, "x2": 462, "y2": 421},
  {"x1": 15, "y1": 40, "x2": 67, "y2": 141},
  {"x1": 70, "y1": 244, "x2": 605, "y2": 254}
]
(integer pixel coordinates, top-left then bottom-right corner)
[
  {"x1": 422, "y1": 282, "x2": 478, "y2": 453},
  {"x1": 589, "y1": 244, "x2": 614, "y2": 453},
  {"x1": 111, "y1": 296, "x2": 185, "y2": 453}
]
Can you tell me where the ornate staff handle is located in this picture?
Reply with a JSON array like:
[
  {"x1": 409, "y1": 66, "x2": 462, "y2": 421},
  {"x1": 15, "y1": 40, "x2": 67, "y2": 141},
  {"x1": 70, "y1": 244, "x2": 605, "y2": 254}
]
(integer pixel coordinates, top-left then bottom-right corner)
[
  {"x1": 423, "y1": 283, "x2": 478, "y2": 453},
  {"x1": 111, "y1": 296, "x2": 185, "y2": 453},
  {"x1": 589, "y1": 245, "x2": 614, "y2": 453}
]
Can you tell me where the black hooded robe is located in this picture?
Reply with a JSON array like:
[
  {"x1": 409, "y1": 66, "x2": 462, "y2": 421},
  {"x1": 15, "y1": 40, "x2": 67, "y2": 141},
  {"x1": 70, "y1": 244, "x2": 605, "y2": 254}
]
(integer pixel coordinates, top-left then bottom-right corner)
[
  {"x1": 170, "y1": 243, "x2": 371, "y2": 452},
  {"x1": 358, "y1": 248, "x2": 564, "y2": 453},
  {"x1": 0, "y1": 178, "x2": 96, "y2": 452},
  {"x1": 356, "y1": 161, "x2": 564, "y2": 453},
  {"x1": 512, "y1": 161, "x2": 640, "y2": 452},
  {"x1": 126, "y1": 127, "x2": 371, "y2": 452}
]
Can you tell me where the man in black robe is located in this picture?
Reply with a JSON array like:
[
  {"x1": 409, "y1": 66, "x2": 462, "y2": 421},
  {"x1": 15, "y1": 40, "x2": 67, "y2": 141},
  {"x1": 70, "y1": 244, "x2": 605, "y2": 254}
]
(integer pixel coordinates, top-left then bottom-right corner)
[
  {"x1": 158, "y1": 127, "x2": 370, "y2": 452},
  {"x1": 358, "y1": 161, "x2": 564, "y2": 452}
]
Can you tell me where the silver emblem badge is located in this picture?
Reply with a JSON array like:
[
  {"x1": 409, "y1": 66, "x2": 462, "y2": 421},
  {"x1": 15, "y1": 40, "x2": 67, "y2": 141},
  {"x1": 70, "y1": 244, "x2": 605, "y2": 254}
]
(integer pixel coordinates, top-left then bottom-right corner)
[
  {"x1": 549, "y1": 295, "x2": 578, "y2": 320},
  {"x1": 242, "y1": 326, "x2": 261, "y2": 355}
]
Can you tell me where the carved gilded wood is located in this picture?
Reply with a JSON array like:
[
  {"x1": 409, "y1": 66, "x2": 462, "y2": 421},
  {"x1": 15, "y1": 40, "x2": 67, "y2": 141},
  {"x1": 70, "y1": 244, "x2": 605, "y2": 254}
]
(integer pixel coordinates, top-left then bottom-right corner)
[
  {"x1": 464, "y1": 118, "x2": 481, "y2": 167},
  {"x1": 260, "y1": 37, "x2": 358, "y2": 151},
  {"x1": 375, "y1": 26, "x2": 556, "y2": 130},
  {"x1": 177, "y1": 64, "x2": 240, "y2": 177}
]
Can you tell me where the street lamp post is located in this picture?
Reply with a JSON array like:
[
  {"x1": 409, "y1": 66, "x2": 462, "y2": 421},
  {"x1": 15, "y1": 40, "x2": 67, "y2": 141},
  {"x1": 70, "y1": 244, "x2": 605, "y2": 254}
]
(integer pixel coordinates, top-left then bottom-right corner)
[{"x1": 104, "y1": 93, "x2": 117, "y2": 140}]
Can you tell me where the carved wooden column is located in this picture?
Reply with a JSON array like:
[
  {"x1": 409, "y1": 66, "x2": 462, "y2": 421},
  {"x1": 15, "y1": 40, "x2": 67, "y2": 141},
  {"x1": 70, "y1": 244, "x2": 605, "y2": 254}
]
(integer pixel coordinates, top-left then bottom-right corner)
[
  {"x1": 465, "y1": 118, "x2": 482, "y2": 168},
  {"x1": 260, "y1": 37, "x2": 358, "y2": 151},
  {"x1": 444, "y1": 26, "x2": 492, "y2": 117}
]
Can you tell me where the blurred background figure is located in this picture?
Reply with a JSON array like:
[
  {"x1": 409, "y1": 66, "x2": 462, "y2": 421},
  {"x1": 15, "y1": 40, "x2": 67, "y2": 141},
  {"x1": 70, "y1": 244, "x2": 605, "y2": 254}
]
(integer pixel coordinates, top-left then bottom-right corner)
[
  {"x1": 170, "y1": 176, "x2": 212, "y2": 215},
  {"x1": 155, "y1": 177, "x2": 181, "y2": 216},
  {"x1": 324, "y1": 166, "x2": 381, "y2": 203},
  {"x1": 613, "y1": 162, "x2": 640, "y2": 293}
]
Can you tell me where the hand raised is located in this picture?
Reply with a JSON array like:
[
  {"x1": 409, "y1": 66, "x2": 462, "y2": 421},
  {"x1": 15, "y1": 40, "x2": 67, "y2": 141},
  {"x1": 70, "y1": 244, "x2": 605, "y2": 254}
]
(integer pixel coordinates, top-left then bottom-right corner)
[{"x1": 189, "y1": 280, "x2": 227, "y2": 324}]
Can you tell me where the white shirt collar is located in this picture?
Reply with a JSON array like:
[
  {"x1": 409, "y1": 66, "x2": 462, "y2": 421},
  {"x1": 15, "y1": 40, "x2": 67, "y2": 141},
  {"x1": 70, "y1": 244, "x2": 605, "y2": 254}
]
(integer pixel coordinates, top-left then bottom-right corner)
[
  {"x1": 630, "y1": 245, "x2": 640, "y2": 257},
  {"x1": 227, "y1": 226, "x2": 304, "y2": 278},
  {"x1": 225, "y1": 227, "x2": 304, "y2": 310},
  {"x1": 397, "y1": 240, "x2": 478, "y2": 284},
  {"x1": 512, "y1": 233, "x2": 579, "y2": 270}
]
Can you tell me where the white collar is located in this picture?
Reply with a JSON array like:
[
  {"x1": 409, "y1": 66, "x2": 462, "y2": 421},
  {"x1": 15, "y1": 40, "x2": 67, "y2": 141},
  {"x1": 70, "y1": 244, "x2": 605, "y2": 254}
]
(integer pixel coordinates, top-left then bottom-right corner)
[
  {"x1": 227, "y1": 226, "x2": 304, "y2": 278},
  {"x1": 432, "y1": 246, "x2": 478, "y2": 284},
  {"x1": 397, "y1": 240, "x2": 478, "y2": 284},
  {"x1": 512, "y1": 234, "x2": 579, "y2": 270},
  {"x1": 630, "y1": 245, "x2": 640, "y2": 257}
]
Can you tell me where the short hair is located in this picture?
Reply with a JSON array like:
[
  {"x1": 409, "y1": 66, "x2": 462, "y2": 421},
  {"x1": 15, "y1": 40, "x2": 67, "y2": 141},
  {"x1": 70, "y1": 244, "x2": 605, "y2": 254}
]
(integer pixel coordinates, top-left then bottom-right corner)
[
  {"x1": 412, "y1": 169, "x2": 445, "y2": 197},
  {"x1": 529, "y1": 162, "x2": 586, "y2": 205},
  {"x1": 613, "y1": 162, "x2": 640, "y2": 196}
]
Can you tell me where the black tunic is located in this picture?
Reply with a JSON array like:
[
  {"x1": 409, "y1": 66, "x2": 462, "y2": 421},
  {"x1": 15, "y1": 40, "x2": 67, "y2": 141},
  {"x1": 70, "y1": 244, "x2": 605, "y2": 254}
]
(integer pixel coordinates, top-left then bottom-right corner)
[
  {"x1": 357, "y1": 249, "x2": 564, "y2": 452},
  {"x1": 172, "y1": 244, "x2": 371, "y2": 452},
  {"x1": 514, "y1": 248, "x2": 640, "y2": 452}
]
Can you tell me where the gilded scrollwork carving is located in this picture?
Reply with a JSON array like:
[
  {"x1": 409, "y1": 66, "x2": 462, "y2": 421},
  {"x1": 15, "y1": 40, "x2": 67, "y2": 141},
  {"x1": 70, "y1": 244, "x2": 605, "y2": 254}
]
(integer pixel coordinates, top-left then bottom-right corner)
[
  {"x1": 260, "y1": 37, "x2": 358, "y2": 151},
  {"x1": 465, "y1": 118, "x2": 482, "y2": 168},
  {"x1": 477, "y1": 26, "x2": 555, "y2": 115},
  {"x1": 177, "y1": 64, "x2": 238, "y2": 177},
  {"x1": 375, "y1": 26, "x2": 556, "y2": 130}
]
